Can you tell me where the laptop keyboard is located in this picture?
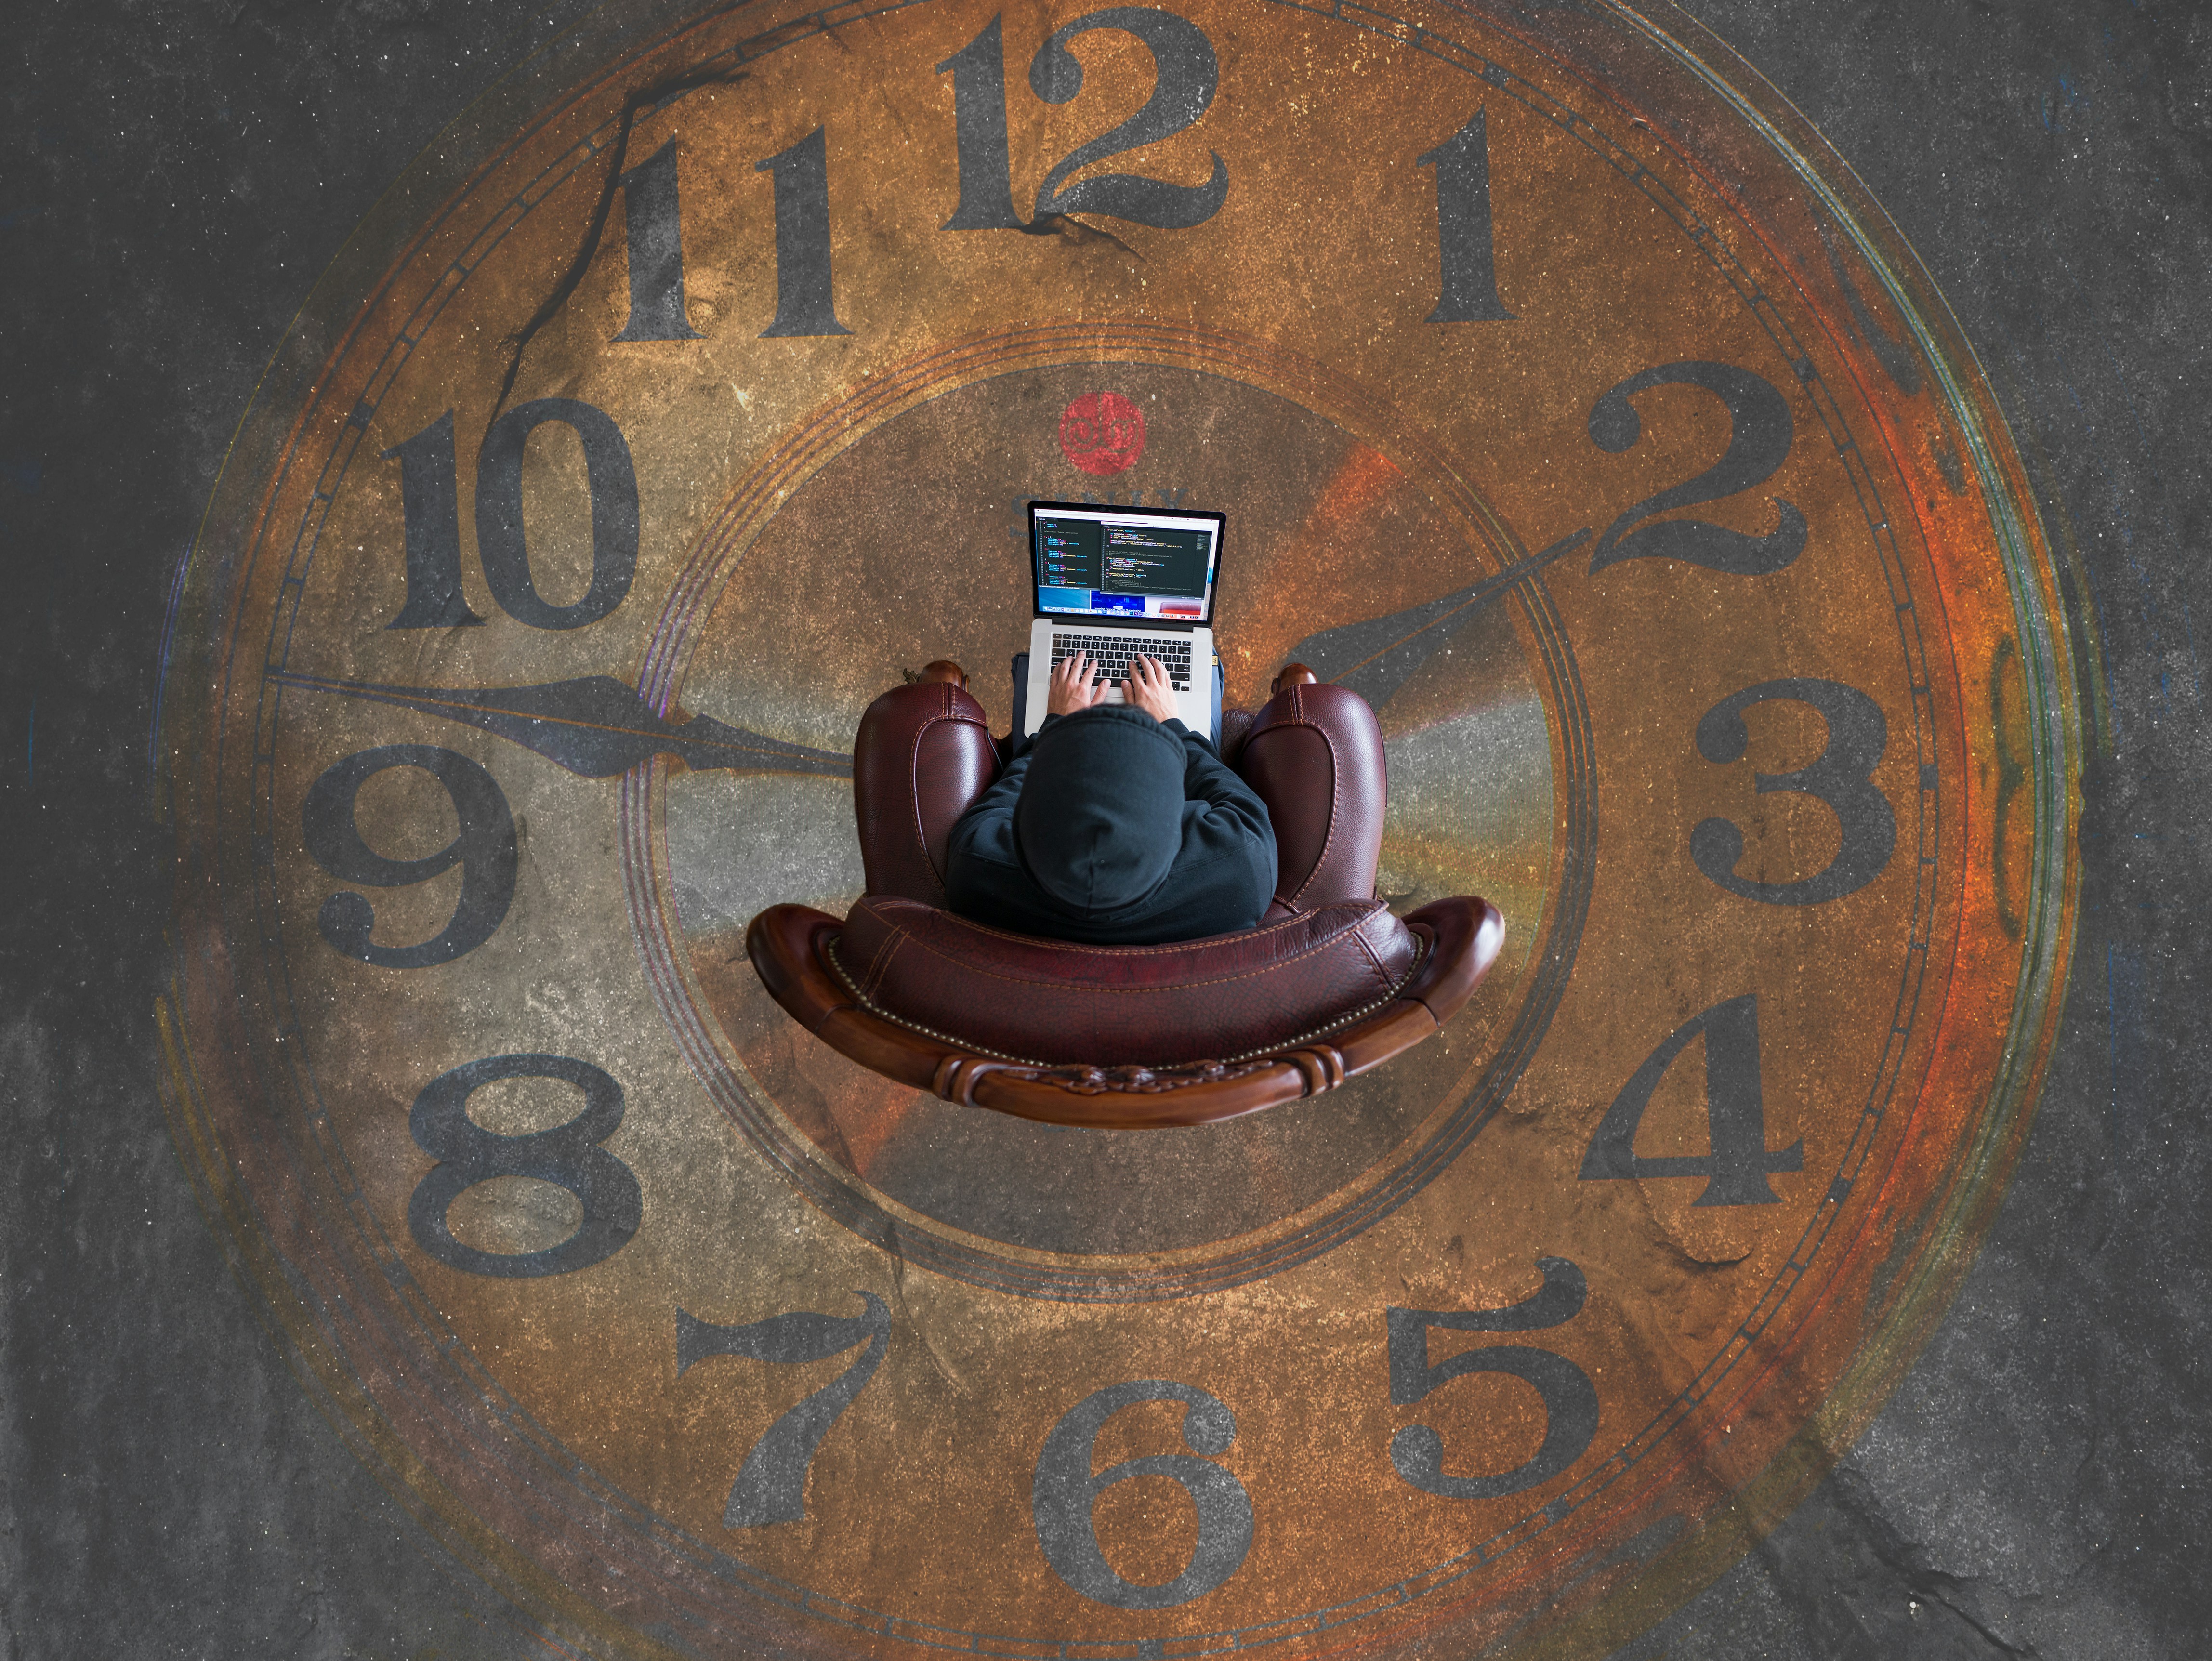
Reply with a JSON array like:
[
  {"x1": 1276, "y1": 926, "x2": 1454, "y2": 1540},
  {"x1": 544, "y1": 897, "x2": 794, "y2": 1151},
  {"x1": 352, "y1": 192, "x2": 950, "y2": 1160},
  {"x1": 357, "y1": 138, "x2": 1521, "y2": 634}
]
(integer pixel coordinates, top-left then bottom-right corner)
[{"x1": 1051, "y1": 633, "x2": 1195, "y2": 691}]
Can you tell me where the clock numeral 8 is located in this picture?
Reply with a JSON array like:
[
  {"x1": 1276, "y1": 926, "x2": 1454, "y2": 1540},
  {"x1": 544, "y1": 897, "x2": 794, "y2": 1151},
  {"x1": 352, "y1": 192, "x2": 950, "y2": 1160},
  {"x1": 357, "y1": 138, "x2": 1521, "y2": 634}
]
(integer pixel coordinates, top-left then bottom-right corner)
[
  {"x1": 1387, "y1": 1258, "x2": 1600, "y2": 1501},
  {"x1": 383, "y1": 398, "x2": 639, "y2": 631},
  {"x1": 1033, "y1": 1381, "x2": 1254, "y2": 1609},
  {"x1": 407, "y1": 1053, "x2": 643, "y2": 1278}
]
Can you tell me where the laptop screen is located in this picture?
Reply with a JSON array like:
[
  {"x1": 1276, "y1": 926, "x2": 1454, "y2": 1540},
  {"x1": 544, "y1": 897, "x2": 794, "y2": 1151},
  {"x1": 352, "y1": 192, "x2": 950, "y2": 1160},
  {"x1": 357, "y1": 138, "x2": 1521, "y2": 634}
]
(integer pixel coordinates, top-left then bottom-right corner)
[{"x1": 1030, "y1": 501, "x2": 1223, "y2": 626}]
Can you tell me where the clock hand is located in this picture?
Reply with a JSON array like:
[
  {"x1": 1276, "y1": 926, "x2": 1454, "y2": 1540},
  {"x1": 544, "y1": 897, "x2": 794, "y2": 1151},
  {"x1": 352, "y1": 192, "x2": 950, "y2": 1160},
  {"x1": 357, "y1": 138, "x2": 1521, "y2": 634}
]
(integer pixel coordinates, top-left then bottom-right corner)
[
  {"x1": 265, "y1": 671, "x2": 852, "y2": 779},
  {"x1": 1282, "y1": 526, "x2": 1591, "y2": 708}
]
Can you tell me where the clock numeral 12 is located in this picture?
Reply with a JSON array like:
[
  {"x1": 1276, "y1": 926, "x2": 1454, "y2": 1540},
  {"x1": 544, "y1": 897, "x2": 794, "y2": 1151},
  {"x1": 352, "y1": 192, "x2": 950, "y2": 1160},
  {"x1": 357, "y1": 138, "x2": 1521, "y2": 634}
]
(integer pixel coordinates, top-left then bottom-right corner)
[
  {"x1": 676, "y1": 1293, "x2": 890, "y2": 1527},
  {"x1": 383, "y1": 398, "x2": 640, "y2": 631}
]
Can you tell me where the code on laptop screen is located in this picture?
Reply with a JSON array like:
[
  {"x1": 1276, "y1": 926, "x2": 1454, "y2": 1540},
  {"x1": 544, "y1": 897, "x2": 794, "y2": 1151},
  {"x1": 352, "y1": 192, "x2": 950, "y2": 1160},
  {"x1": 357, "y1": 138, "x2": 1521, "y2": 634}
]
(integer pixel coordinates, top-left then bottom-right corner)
[{"x1": 1034, "y1": 508, "x2": 1218, "y2": 621}]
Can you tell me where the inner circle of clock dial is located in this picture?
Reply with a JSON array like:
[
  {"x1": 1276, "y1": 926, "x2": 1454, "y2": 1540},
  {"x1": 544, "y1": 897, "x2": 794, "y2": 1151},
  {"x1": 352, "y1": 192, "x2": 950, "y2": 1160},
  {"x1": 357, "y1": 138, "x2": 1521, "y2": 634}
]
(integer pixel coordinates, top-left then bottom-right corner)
[{"x1": 663, "y1": 356, "x2": 1556, "y2": 1257}]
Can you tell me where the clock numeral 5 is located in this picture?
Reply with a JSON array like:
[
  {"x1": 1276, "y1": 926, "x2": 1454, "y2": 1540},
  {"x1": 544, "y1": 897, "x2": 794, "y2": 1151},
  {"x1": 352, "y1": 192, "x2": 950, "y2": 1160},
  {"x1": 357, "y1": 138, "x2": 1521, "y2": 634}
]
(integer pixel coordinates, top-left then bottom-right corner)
[
  {"x1": 302, "y1": 745, "x2": 518, "y2": 966},
  {"x1": 408, "y1": 1053, "x2": 643, "y2": 1278},
  {"x1": 940, "y1": 9, "x2": 1229, "y2": 232},
  {"x1": 384, "y1": 398, "x2": 639, "y2": 631},
  {"x1": 1033, "y1": 1381, "x2": 1253, "y2": 1609},
  {"x1": 1387, "y1": 1257, "x2": 1600, "y2": 1500},
  {"x1": 676, "y1": 1292, "x2": 890, "y2": 1527},
  {"x1": 1579, "y1": 994, "x2": 1804, "y2": 1204}
]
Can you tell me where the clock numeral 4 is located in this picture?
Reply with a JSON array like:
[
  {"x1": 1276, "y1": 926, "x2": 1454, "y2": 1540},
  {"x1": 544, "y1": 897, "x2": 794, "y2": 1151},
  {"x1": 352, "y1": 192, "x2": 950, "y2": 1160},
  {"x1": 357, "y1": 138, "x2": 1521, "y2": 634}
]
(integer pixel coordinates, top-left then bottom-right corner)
[
  {"x1": 676, "y1": 1292, "x2": 890, "y2": 1527},
  {"x1": 408, "y1": 1053, "x2": 643, "y2": 1278},
  {"x1": 1579, "y1": 994, "x2": 1804, "y2": 1204},
  {"x1": 1387, "y1": 1258, "x2": 1600, "y2": 1500},
  {"x1": 383, "y1": 398, "x2": 640, "y2": 631},
  {"x1": 1033, "y1": 1381, "x2": 1253, "y2": 1609}
]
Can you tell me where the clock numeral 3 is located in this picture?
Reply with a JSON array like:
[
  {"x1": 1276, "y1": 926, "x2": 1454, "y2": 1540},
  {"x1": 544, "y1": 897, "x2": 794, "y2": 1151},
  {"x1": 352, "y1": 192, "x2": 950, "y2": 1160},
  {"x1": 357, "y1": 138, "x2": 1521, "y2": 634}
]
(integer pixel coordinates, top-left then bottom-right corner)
[
  {"x1": 676, "y1": 1292, "x2": 890, "y2": 1527},
  {"x1": 383, "y1": 398, "x2": 640, "y2": 631},
  {"x1": 940, "y1": 9, "x2": 1229, "y2": 233},
  {"x1": 407, "y1": 1053, "x2": 643, "y2": 1278},
  {"x1": 1387, "y1": 1258, "x2": 1600, "y2": 1501},
  {"x1": 1421, "y1": 106, "x2": 1514, "y2": 322},
  {"x1": 1693, "y1": 677, "x2": 1897, "y2": 905},
  {"x1": 1033, "y1": 1381, "x2": 1253, "y2": 1609},
  {"x1": 1579, "y1": 994, "x2": 1804, "y2": 1204},
  {"x1": 302, "y1": 745, "x2": 518, "y2": 967},
  {"x1": 1586, "y1": 362, "x2": 1807, "y2": 575}
]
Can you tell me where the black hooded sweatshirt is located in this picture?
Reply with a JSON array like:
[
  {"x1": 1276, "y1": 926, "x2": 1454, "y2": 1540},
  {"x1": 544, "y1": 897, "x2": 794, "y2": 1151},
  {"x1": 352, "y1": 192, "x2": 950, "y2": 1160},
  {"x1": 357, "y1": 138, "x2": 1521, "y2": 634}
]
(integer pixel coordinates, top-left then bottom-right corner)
[{"x1": 942, "y1": 705, "x2": 1277, "y2": 945}]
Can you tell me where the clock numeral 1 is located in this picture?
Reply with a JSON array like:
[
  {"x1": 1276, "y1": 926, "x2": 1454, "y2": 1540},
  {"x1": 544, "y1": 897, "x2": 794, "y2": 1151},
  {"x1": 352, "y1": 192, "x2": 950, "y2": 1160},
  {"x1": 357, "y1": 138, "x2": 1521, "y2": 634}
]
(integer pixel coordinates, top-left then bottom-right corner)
[
  {"x1": 613, "y1": 138, "x2": 702, "y2": 341},
  {"x1": 1387, "y1": 1258, "x2": 1599, "y2": 1500},
  {"x1": 408, "y1": 1054, "x2": 643, "y2": 1278},
  {"x1": 1033, "y1": 1381, "x2": 1253, "y2": 1609},
  {"x1": 756, "y1": 126, "x2": 852, "y2": 337},
  {"x1": 1420, "y1": 107, "x2": 1514, "y2": 322},
  {"x1": 676, "y1": 1293, "x2": 889, "y2": 1527},
  {"x1": 1579, "y1": 994, "x2": 1804, "y2": 1203},
  {"x1": 937, "y1": 15, "x2": 1025, "y2": 229},
  {"x1": 383, "y1": 398, "x2": 640, "y2": 631}
]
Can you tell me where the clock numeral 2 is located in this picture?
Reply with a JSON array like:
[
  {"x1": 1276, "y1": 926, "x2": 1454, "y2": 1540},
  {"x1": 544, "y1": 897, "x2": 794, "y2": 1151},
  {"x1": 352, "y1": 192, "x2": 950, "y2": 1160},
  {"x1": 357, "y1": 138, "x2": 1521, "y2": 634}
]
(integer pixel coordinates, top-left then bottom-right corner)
[
  {"x1": 677, "y1": 1292, "x2": 890, "y2": 1527},
  {"x1": 383, "y1": 398, "x2": 640, "y2": 631},
  {"x1": 1033, "y1": 1380, "x2": 1253, "y2": 1609},
  {"x1": 940, "y1": 9, "x2": 1229, "y2": 232},
  {"x1": 408, "y1": 1053, "x2": 643, "y2": 1278},
  {"x1": 1579, "y1": 994, "x2": 1804, "y2": 1204},
  {"x1": 1388, "y1": 1258, "x2": 1599, "y2": 1500},
  {"x1": 302, "y1": 745, "x2": 518, "y2": 966}
]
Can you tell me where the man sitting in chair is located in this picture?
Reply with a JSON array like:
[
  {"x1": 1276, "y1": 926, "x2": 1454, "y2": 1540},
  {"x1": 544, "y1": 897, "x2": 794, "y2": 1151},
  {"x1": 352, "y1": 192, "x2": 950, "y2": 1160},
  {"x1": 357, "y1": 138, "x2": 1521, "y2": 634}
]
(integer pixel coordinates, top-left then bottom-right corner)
[{"x1": 943, "y1": 650, "x2": 1277, "y2": 946}]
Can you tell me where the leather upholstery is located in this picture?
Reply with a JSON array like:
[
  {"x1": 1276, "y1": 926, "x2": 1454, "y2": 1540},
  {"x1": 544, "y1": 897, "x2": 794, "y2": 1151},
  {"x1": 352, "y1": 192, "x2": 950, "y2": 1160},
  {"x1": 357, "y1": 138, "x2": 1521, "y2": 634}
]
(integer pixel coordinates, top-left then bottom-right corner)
[
  {"x1": 851, "y1": 680, "x2": 1000, "y2": 905},
  {"x1": 832, "y1": 895, "x2": 1423, "y2": 1067},
  {"x1": 1237, "y1": 681, "x2": 1388, "y2": 916}
]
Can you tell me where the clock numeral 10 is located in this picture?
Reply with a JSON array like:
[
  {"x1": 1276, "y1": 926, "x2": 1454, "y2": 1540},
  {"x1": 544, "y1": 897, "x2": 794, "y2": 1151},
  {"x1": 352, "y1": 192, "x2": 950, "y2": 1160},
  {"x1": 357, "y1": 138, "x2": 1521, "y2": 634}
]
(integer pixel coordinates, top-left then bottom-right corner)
[{"x1": 383, "y1": 398, "x2": 639, "y2": 631}]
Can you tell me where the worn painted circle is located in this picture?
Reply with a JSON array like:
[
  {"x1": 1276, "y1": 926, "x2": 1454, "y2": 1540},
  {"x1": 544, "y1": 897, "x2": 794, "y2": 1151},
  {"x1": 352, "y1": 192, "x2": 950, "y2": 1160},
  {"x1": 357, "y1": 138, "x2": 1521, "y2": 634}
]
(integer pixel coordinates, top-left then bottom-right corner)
[{"x1": 158, "y1": 1, "x2": 2078, "y2": 1657}]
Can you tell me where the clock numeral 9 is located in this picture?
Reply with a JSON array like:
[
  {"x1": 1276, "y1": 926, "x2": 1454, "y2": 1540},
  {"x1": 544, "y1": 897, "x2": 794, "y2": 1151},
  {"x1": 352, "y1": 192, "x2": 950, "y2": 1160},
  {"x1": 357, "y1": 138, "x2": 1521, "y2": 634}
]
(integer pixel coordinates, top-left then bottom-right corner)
[
  {"x1": 302, "y1": 745, "x2": 518, "y2": 967},
  {"x1": 408, "y1": 1053, "x2": 643, "y2": 1278},
  {"x1": 1693, "y1": 678, "x2": 1896, "y2": 905},
  {"x1": 1032, "y1": 1381, "x2": 1253, "y2": 1609},
  {"x1": 1580, "y1": 994, "x2": 1804, "y2": 1204},
  {"x1": 384, "y1": 398, "x2": 640, "y2": 631},
  {"x1": 941, "y1": 9, "x2": 1229, "y2": 232},
  {"x1": 677, "y1": 1292, "x2": 890, "y2": 1527},
  {"x1": 1387, "y1": 1258, "x2": 1599, "y2": 1501}
]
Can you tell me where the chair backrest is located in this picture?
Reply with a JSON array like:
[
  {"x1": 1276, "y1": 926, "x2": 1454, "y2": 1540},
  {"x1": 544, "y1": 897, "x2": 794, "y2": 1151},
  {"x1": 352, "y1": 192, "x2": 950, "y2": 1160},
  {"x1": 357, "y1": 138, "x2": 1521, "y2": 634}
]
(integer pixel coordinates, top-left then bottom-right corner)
[{"x1": 834, "y1": 895, "x2": 1421, "y2": 1067}]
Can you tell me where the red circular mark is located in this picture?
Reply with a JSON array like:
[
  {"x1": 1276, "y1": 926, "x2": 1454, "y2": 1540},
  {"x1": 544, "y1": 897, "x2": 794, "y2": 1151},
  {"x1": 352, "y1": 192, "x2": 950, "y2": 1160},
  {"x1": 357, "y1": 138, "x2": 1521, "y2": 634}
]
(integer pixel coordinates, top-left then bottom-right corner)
[{"x1": 1058, "y1": 391, "x2": 1146, "y2": 476}]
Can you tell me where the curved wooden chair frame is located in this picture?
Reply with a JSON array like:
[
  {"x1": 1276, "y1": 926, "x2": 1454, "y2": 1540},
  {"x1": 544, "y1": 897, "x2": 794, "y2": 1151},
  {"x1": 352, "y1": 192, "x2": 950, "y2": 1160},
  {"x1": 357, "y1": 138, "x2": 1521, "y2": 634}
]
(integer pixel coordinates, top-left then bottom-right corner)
[{"x1": 746, "y1": 896, "x2": 1505, "y2": 1130}]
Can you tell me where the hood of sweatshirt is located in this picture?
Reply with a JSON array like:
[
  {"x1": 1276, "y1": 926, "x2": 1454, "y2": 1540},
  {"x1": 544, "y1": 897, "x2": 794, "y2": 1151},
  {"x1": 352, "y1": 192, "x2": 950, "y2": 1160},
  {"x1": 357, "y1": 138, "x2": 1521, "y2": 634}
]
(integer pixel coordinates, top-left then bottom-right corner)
[{"x1": 1012, "y1": 705, "x2": 1187, "y2": 914}]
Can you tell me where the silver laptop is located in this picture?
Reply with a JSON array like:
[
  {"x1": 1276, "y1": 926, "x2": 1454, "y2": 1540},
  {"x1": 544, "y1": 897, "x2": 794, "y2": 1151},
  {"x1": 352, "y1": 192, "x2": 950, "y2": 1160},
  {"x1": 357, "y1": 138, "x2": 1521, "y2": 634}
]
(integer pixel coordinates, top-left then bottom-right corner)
[{"x1": 1023, "y1": 500, "x2": 1224, "y2": 738}]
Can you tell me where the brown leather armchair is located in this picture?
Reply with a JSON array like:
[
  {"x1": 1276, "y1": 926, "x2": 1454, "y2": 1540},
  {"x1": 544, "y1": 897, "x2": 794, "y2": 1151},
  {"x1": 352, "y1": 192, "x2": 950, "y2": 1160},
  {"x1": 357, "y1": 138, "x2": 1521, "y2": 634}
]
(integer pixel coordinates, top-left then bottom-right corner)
[{"x1": 746, "y1": 662, "x2": 1504, "y2": 1129}]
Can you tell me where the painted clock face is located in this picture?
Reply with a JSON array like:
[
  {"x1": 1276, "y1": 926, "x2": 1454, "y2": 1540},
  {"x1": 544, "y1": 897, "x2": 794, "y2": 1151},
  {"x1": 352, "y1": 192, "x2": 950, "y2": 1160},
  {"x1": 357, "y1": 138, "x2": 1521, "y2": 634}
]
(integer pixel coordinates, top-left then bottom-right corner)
[{"x1": 158, "y1": 1, "x2": 2078, "y2": 1655}]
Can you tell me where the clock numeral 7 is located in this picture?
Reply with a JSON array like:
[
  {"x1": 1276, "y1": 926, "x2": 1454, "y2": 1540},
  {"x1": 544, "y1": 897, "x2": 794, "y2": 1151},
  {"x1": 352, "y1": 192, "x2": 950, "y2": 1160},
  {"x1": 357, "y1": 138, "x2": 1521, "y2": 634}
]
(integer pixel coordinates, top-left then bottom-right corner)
[
  {"x1": 1387, "y1": 1258, "x2": 1600, "y2": 1500},
  {"x1": 384, "y1": 399, "x2": 639, "y2": 631},
  {"x1": 676, "y1": 1292, "x2": 890, "y2": 1527}
]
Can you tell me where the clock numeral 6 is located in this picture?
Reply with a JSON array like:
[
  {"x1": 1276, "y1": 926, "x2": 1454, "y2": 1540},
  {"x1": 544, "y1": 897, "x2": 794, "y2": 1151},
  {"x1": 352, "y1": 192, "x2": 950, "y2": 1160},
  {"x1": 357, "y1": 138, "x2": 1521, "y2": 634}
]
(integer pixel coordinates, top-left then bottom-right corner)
[
  {"x1": 408, "y1": 1053, "x2": 643, "y2": 1278},
  {"x1": 384, "y1": 397, "x2": 639, "y2": 631},
  {"x1": 1693, "y1": 677, "x2": 1897, "y2": 906},
  {"x1": 1033, "y1": 1381, "x2": 1254, "y2": 1609},
  {"x1": 1387, "y1": 1258, "x2": 1600, "y2": 1501},
  {"x1": 1579, "y1": 994, "x2": 1804, "y2": 1204},
  {"x1": 302, "y1": 745, "x2": 518, "y2": 967},
  {"x1": 677, "y1": 1292, "x2": 890, "y2": 1527}
]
